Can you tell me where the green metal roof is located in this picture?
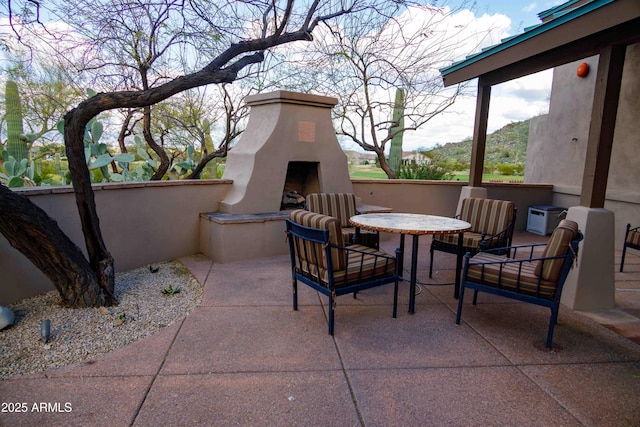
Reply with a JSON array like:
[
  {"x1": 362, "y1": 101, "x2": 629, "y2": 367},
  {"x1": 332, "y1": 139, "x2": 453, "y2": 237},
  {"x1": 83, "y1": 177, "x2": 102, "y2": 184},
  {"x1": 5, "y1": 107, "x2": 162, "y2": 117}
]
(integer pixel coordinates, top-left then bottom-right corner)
[
  {"x1": 537, "y1": 0, "x2": 584, "y2": 21},
  {"x1": 439, "y1": 0, "x2": 615, "y2": 77}
]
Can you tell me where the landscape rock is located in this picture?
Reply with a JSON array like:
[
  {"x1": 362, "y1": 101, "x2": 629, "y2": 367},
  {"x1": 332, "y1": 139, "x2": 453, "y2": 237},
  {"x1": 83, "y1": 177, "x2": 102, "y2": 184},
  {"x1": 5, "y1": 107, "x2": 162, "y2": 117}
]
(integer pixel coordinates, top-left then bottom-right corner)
[
  {"x1": 0, "y1": 306, "x2": 15, "y2": 330},
  {"x1": 1, "y1": 260, "x2": 202, "y2": 379}
]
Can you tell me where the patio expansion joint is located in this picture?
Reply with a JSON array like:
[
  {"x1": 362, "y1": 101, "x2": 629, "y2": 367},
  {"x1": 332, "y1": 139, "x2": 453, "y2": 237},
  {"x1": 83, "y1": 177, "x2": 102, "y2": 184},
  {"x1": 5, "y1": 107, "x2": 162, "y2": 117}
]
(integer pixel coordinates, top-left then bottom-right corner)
[
  {"x1": 516, "y1": 364, "x2": 587, "y2": 426},
  {"x1": 319, "y1": 293, "x2": 366, "y2": 426},
  {"x1": 331, "y1": 335, "x2": 366, "y2": 427},
  {"x1": 128, "y1": 316, "x2": 187, "y2": 426},
  {"x1": 129, "y1": 259, "x2": 215, "y2": 426}
]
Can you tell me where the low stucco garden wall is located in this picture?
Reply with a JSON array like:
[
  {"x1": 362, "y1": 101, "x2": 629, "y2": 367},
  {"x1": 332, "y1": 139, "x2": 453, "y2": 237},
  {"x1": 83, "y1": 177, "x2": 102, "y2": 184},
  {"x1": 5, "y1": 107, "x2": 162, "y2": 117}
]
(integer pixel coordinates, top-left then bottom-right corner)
[
  {"x1": 352, "y1": 180, "x2": 555, "y2": 231},
  {"x1": 0, "y1": 180, "x2": 231, "y2": 305},
  {"x1": 2, "y1": 179, "x2": 559, "y2": 305}
]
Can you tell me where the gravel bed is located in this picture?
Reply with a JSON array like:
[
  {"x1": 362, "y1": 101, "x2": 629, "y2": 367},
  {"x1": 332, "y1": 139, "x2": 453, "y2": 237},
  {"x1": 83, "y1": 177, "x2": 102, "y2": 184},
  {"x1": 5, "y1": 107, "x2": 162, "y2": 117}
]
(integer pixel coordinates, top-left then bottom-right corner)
[{"x1": 0, "y1": 260, "x2": 202, "y2": 380}]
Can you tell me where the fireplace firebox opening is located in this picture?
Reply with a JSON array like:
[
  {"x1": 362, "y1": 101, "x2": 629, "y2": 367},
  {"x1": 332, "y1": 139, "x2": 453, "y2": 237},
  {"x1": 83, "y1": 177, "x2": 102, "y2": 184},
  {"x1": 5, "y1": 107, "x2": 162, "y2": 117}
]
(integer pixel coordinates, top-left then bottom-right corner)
[{"x1": 281, "y1": 161, "x2": 320, "y2": 210}]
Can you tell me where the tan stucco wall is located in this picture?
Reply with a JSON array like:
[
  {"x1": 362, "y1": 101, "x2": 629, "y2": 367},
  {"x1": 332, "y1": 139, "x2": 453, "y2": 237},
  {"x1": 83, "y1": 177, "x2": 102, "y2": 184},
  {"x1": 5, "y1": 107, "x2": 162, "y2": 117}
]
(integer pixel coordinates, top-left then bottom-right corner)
[
  {"x1": 1, "y1": 178, "x2": 555, "y2": 305},
  {"x1": 352, "y1": 180, "x2": 554, "y2": 231},
  {"x1": 0, "y1": 181, "x2": 230, "y2": 305},
  {"x1": 526, "y1": 42, "x2": 640, "y2": 246},
  {"x1": 526, "y1": 56, "x2": 597, "y2": 186}
]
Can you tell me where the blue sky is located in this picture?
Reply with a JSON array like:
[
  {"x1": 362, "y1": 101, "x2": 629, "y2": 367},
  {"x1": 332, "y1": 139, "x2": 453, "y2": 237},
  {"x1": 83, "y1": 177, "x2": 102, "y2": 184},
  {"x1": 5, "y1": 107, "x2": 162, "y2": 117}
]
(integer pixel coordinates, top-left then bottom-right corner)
[
  {"x1": 472, "y1": 0, "x2": 563, "y2": 31},
  {"x1": 0, "y1": 0, "x2": 565, "y2": 152}
]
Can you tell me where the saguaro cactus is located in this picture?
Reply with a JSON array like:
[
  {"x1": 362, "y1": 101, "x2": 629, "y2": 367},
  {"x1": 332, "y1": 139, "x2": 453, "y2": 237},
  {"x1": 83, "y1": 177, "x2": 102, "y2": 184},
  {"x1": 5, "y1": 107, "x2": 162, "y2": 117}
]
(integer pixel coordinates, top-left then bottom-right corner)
[
  {"x1": 388, "y1": 87, "x2": 405, "y2": 176},
  {"x1": 5, "y1": 79, "x2": 28, "y2": 161},
  {"x1": 202, "y1": 119, "x2": 219, "y2": 179}
]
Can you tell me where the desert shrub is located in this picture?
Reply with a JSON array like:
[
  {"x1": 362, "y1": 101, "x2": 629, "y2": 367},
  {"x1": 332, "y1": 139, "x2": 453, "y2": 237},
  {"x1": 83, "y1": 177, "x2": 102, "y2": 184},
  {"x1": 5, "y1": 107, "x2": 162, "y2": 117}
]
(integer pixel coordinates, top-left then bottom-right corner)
[
  {"x1": 397, "y1": 161, "x2": 454, "y2": 180},
  {"x1": 497, "y1": 164, "x2": 515, "y2": 175}
]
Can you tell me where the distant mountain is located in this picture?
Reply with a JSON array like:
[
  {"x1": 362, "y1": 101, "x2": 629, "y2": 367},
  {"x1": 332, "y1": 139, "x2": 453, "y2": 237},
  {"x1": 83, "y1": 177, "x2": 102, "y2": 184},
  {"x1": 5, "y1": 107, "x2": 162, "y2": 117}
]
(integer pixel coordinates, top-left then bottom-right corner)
[{"x1": 427, "y1": 118, "x2": 532, "y2": 166}]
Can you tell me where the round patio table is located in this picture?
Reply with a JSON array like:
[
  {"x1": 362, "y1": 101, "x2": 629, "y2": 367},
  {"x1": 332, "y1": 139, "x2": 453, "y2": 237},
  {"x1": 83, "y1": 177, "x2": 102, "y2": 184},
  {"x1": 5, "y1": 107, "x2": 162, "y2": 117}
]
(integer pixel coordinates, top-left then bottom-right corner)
[{"x1": 350, "y1": 213, "x2": 472, "y2": 313}]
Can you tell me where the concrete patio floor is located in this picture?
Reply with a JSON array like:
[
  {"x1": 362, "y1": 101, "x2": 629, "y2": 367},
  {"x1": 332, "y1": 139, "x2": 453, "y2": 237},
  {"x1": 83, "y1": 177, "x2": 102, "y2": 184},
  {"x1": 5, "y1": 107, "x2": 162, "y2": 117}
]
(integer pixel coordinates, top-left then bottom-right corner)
[{"x1": 1, "y1": 231, "x2": 639, "y2": 426}]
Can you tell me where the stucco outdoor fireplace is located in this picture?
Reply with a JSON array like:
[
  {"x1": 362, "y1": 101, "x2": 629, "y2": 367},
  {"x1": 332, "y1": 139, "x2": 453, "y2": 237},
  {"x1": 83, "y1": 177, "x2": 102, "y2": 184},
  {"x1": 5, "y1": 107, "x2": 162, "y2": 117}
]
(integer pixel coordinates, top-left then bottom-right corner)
[
  {"x1": 218, "y1": 90, "x2": 353, "y2": 214},
  {"x1": 200, "y1": 90, "x2": 355, "y2": 263}
]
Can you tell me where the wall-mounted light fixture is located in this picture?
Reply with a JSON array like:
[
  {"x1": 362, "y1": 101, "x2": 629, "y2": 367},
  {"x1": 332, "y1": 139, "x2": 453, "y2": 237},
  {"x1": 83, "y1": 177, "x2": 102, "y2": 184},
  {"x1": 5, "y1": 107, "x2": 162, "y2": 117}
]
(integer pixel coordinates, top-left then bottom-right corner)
[{"x1": 577, "y1": 62, "x2": 589, "y2": 78}]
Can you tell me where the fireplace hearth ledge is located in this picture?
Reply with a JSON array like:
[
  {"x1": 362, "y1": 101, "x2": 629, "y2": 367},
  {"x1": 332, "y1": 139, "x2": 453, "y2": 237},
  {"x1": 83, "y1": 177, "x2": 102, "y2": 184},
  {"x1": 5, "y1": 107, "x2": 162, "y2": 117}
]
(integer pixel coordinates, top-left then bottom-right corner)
[{"x1": 199, "y1": 203, "x2": 393, "y2": 263}]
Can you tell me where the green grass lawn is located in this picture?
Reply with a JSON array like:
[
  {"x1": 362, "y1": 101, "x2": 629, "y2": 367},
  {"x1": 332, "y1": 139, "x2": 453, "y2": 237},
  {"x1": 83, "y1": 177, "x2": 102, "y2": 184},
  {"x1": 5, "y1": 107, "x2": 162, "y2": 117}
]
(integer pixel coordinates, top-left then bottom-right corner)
[
  {"x1": 349, "y1": 166, "x2": 523, "y2": 182},
  {"x1": 349, "y1": 167, "x2": 388, "y2": 179}
]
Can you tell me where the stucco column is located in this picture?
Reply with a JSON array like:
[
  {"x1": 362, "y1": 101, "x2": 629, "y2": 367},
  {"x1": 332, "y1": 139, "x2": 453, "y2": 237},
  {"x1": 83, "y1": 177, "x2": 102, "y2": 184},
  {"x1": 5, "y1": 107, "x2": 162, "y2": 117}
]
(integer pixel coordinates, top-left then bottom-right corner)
[
  {"x1": 561, "y1": 206, "x2": 616, "y2": 310},
  {"x1": 456, "y1": 186, "x2": 487, "y2": 215}
]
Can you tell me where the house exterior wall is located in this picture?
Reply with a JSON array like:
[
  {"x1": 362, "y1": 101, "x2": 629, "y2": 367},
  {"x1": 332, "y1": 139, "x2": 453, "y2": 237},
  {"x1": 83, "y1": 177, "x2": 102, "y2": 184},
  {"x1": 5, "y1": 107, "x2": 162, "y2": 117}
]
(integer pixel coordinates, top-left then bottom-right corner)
[{"x1": 526, "y1": 43, "x2": 640, "y2": 245}]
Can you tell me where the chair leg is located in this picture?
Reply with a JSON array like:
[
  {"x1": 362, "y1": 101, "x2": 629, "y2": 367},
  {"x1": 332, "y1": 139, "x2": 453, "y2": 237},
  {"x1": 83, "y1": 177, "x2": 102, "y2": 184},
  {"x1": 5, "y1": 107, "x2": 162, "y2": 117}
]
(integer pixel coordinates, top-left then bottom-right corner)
[
  {"x1": 472, "y1": 290, "x2": 479, "y2": 306},
  {"x1": 455, "y1": 283, "x2": 466, "y2": 324},
  {"x1": 393, "y1": 278, "x2": 399, "y2": 318},
  {"x1": 620, "y1": 244, "x2": 628, "y2": 272},
  {"x1": 292, "y1": 277, "x2": 298, "y2": 311},
  {"x1": 546, "y1": 306, "x2": 560, "y2": 348},
  {"x1": 429, "y1": 245, "x2": 434, "y2": 278},
  {"x1": 621, "y1": 224, "x2": 631, "y2": 273}
]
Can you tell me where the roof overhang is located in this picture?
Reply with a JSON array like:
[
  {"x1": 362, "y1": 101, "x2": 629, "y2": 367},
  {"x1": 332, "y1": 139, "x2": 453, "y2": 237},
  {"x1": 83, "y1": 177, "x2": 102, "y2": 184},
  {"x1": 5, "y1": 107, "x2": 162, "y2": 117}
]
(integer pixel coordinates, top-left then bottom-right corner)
[{"x1": 440, "y1": 0, "x2": 640, "y2": 87}]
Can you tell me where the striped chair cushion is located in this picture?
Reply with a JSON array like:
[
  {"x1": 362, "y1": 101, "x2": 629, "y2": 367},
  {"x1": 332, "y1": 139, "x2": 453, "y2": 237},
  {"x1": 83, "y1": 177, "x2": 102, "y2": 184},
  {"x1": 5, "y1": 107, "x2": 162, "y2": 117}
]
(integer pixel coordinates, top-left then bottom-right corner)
[
  {"x1": 460, "y1": 198, "x2": 515, "y2": 237},
  {"x1": 467, "y1": 252, "x2": 558, "y2": 299},
  {"x1": 289, "y1": 210, "x2": 345, "y2": 271},
  {"x1": 298, "y1": 245, "x2": 396, "y2": 288},
  {"x1": 627, "y1": 229, "x2": 640, "y2": 247},
  {"x1": 341, "y1": 228, "x2": 379, "y2": 247},
  {"x1": 306, "y1": 193, "x2": 357, "y2": 228},
  {"x1": 433, "y1": 232, "x2": 485, "y2": 251},
  {"x1": 534, "y1": 219, "x2": 579, "y2": 282}
]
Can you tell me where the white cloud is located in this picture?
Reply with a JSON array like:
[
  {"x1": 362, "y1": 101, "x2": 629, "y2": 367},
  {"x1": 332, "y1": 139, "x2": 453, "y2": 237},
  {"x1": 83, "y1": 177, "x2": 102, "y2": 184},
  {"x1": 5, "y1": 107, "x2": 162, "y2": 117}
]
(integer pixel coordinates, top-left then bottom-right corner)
[
  {"x1": 402, "y1": 70, "x2": 552, "y2": 152},
  {"x1": 523, "y1": 3, "x2": 539, "y2": 13},
  {"x1": 0, "y1": 17, "x2": 93, "y2": 70},
  {"x1": 328, "y1": 5, "x2": 552, "y2": 152},
  {"x1": 398, "y1": 12, "x2": 553, "y2": 152}
]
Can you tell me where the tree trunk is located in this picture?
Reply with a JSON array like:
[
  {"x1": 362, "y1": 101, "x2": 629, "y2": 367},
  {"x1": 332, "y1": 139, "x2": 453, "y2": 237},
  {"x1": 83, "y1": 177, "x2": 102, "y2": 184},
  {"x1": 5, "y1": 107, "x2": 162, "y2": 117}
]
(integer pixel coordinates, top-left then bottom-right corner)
[
  {"x1": 143, "y1": 105, "x2": 170, "y2": 180},
  {"x1": 117, "y1": 109, "x2": 136, "y2": 154},
  {"x1": 64, "y1": 107, "x2": 117, "y2": 306},
  {"x1": 377, "y1": 151, "x2": 396, "y2": 179},
  {"x1": 0, "y1": 185, "x2": 114, "y2": 307}
]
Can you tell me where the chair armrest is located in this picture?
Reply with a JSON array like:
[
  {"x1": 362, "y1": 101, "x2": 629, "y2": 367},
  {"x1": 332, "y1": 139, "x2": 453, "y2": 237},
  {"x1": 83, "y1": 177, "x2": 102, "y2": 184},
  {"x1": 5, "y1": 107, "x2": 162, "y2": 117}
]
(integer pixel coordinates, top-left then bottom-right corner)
[
  {"x1": 479, "y1": 221, "x2": 516, "y2": 250},
  {"x1": 341, "y1": 244, "x2": 396, "y2": 260},
  {"x1": 465, "y1": 251, "x2": 565, "y2": 269},
  {"x1": 464, "y1": 250, "x2": 570, "y2": 288},
  {"x1": 481, "y1": 242, "x2": 548, "y2": 258},
  {"x1": 330, "y1": 244, "x2": 399, "y2": 287},
  {"x1": 462, "y1": 251, "x2": 570, "y2": 298},
  {"x1": 340, "y1": 245, "x2": 398, "y2": 268}
]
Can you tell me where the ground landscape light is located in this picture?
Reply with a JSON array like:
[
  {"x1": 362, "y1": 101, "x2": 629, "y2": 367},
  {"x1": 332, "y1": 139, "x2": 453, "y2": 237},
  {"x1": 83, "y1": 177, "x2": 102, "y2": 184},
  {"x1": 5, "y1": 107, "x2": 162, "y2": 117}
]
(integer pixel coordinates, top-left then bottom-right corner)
[{"x1": 41, "y1": 319, "x2": 51, "y2": 343}]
